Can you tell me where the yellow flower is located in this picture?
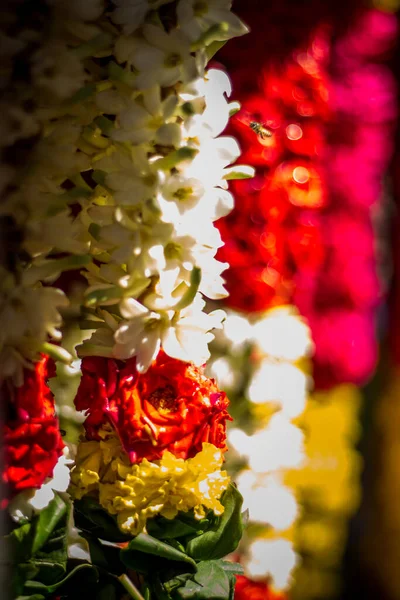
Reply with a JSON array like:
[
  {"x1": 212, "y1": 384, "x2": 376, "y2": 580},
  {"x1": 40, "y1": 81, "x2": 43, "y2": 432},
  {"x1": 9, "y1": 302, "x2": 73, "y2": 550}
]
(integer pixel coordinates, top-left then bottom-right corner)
[{"x1": 70, "y1": 429, "x2": 230, "y2": 535}]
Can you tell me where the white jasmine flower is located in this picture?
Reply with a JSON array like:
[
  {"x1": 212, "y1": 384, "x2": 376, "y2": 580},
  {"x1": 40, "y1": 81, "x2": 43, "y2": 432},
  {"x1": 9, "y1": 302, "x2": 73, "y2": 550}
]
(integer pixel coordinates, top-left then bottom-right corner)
[
  {"x1": 157, "y1": 174, "x2": 205, "y2": 221},
  {"x1": 162, "y1": 294, "x2": 225, "y2": 365},
  {"x1": 251, "y1": 306, "x2": 315, "y2": 361},
  {"x1": 25, "y1": 211, "x2": 88, "y2": 256},
  {"x1": 97, "y1": 223, "x2": 141, "y2": 264},
  {"x1": 0, "y1": 284, "x2": 68, "y2": 354},
  {"x1": 96, "y1": 146, "x2": 162, "y2": 206},
  {"x1": 247, "y1": 360, "x2": 309, "y2": 419},
  {"x1": 112, "y1": 86, "x2": 180, "y2": 146},
  {"x1": 182, "y1": 136, "x2": 240, "y2": 188},
  {"x1": 95, "y1": 89, "x2": 129, "y2": 114},
  {"x1": 236, "y1": 471, "x2": 298, "y2": 530},
  {"x1": 132, "y1": 25, "x2": 200, "y2": 89},
  {"x1": 114, "y1": 293, "x2": 224, "y2": 371},
  {"x1": 112, "y1": 0, "x2": 173, "y2": 35},
  {"x1": 243, "y1": 538, "x2": 298, "y2": 590},
  {"x1": 32, "y1": 42, "x2": 86, "y2": 100},
  {"x1": 197, "y1": 255, "x2": 228, "y2": 299},
  {"x1": 177, "y1": 0, "x2": 248, "y2": 43},
  {"x1": 228, "y1": 415, "x2": 305, "y2": 473},
  {"x1": 8, "y1": 447, "x2": 73, "y2": 523},
  {"x1": 181, "y1": 69, "x2": 233, "y2": 142},
  {"x1": 33, "y1": 120, "x2": 90, "y2": 178},
  {"x1": 208, "y1": 356, "x2": 236, "y2": 389},
  {"x1": 113, "y1": 299, "x2": 165, "y2": 371},
  {"x1": 221, "y1": 313, "x2": 253, "y2": 349}
]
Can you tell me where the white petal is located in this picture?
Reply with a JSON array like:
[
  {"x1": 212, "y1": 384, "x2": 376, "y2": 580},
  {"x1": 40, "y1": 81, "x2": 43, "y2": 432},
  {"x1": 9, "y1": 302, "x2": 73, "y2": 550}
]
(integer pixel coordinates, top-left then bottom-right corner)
[{"x1": 120, "y1": 298, "x2": 149, "y2": 318}]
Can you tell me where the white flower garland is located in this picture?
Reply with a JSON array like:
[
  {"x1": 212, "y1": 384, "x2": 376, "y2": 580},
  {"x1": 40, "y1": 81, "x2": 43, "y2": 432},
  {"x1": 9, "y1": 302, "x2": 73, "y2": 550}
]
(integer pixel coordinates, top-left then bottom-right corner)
[
  {"x1": 209, "y1": 306, "x2": 314, "y2": 591},
  {"x1": 71, "y1": 1, "x2": 251, "y2": 371}
]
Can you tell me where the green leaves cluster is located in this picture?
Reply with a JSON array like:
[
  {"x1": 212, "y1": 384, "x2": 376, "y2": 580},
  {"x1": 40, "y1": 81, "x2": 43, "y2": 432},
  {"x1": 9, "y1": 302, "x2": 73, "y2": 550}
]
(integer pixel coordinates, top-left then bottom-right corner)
[
  {"x1": 73, "y1": 484, "x2": 245, "y2": 600},
  {"x1": 8, "y1": 494, "x2": 96, "y2": 600}
]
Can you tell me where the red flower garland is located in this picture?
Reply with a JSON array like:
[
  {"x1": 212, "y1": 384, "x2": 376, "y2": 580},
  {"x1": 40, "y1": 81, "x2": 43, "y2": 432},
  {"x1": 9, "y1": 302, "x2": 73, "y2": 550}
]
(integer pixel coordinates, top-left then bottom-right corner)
[
  {"x1": 215, "y1": 4, "x2": 397, "y2": 389},
  {"x1": 75, "y1": 351, "x2": 231, "y2": 464},
  {"x1": 2, "y1": 356, "x2": 64, "y2": 502}
]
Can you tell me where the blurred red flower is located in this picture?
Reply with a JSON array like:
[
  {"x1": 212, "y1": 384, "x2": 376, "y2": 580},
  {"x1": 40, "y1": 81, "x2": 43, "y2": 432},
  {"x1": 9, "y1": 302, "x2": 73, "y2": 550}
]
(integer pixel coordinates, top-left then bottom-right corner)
[
  {"x1": 235, "y1": 575, "x2": 286, "y2": 600},
  {"x1": 2, "y1": 356, "x2": 64, "y2": 500}
]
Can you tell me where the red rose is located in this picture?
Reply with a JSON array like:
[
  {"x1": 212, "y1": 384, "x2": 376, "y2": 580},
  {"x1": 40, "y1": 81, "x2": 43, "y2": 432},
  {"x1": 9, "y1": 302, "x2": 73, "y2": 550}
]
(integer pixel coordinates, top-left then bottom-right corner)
[
  {"x1": 235, "y1": 575, "x2": 286, "y2": 600},
  {"x1": 2, "y1": 356, "x2": 64, "y2": 500},
  {"x1": 75, "y1": 351, "x2": 232, "y2": 464}
]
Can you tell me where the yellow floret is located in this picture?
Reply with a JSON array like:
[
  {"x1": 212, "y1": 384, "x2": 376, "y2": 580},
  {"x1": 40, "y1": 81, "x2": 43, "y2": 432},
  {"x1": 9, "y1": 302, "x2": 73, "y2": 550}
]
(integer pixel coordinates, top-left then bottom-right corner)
[{"x1": 70, "y1": 430, "x2": 230, "y2": 535}]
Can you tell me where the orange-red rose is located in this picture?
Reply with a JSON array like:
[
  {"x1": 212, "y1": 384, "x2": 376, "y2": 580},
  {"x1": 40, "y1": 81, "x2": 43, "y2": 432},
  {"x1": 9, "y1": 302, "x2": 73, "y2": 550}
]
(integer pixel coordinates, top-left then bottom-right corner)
[
  {"x1": 2, "y1": 356, "x2": 64, "y2": 502},
  {"x1": 74, "y1": 351, "x2": 232, "y2": 464}
]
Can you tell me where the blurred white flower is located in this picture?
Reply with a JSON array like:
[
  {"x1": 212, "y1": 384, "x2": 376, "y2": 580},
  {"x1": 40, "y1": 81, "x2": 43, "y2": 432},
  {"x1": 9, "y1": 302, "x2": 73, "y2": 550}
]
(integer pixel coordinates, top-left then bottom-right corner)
[
  {"x1": 228, "y1": 414, "x2": 305, "y2": 473},
  {"x1": 243, "y1": 538, "x2": 298, "y2": 590},
  {"x1": 0, "y1": 284, "x2": 68, "y2": 357},
  {"x1": 252, "y1": 306, "x2": 314, "y2": 361},
  {"x1": 248, "y1": 360, "x2": 309, "y2": 418},
  {"x1": 236, "y1": 471, "x2": 298, "y2": 530},
  {"x1": 221, "y1": 313, "x2": 252, "y2": 348},
  {"x1": 208, "y1": 356, "x2": 236, "y2": 389}
]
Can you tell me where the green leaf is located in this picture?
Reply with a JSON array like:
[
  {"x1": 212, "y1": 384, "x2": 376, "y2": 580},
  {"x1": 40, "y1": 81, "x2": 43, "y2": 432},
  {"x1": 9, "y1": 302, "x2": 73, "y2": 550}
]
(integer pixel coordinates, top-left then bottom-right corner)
[
  {"x1": 218, "y1": 561, "x2": 244, "y2": 577},
  {"x1": 108, "y1": 61, "x2": 137, "y2": 86},
  {"x1": 222, "y1": 165, "x2": 255, "y2": 180},
  {"x1": 32, "y1": 494, "x2": 68, "y2": 555},
  {"x1": 206, "y1": 40, "x2": 228, "y2": 61},
  {"x1": 38, "y1": 343, "x2": 73, "y2": 365},
  {"x1": 24, "y1": 564, "x2": 96, "y2": 595},
  {"x1": 119, "y1": 574, "x2": 146, "y2": 600},
  {"x1": 81, "y1": 535, "x2": 124, "y2": 574},
  {"x1": 171, "y1": 267, "x2": 201, "y2": 311},
  {"x1": 74, "y1": 497, "x2": 130, "y2": 543},
  {"x1": 69, "y1": 83, "x2": 97, "y2": 105},
  {"x1": 191, "y1": 23, "x2": 230, "y2": 51},
  {"x1": 163, "y1": 573, "x2": 195, "y2": 594},
  {"x1": 153, "y1": 147, "x2": 198, "y2": 171},
  {"x1": 84, "y1": 286, "x2": 123, "y2": 307},
  {"x1": 121, "y1": 534, "x2": 197, "y2": 574},
  {"x1": 73, "y1": 33, "x2": 113, "y2": 59},
  {"x1": 228, "y1": 102, "x2": 241, "y2": 117},
  {"x1": 186, "y1": 484, "x2": 244, "y2": 561},
  {"x1": 92, "y1": 170, "x2": 108, "y2": 186},
  {"x1": 147, "y1": 517, "x2": 201, "y2": 540},
  {"x1": 94, "y1": 116, "x2": 114, "y2": 135},
  {"x1": 173, "y1": 561, "x2": 230, "y2": 600}
]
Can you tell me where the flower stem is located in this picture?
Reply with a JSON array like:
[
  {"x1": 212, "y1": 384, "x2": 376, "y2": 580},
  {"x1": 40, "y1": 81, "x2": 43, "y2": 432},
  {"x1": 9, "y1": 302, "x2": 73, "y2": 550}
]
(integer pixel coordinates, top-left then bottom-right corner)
[{"x1": 118, "y1": 574, "x2": 146, "y2": 600}]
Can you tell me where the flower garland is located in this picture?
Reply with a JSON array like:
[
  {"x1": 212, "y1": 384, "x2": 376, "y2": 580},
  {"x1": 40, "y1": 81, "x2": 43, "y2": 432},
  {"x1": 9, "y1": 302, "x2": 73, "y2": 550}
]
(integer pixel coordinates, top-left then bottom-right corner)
[
  {"x1": 208, "y1": 307, "x2": 313, "y2": 594},
  {"x1": 1, "y1": 1, "x2": 253, "y2": 599},
  {"x1": 294, "y1": 7, "x2": 398, "y2": 390},
  {"x1": 208, "y1": 3, "x2": 395, "y2": 596}
]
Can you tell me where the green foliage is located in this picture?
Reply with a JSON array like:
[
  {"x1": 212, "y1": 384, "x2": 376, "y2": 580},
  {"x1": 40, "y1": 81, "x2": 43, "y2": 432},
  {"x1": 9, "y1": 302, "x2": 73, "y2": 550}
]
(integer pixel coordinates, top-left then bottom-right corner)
[
  {"x1": 185, "y1": 484, "x2": 244, "y2": 561},
  {"x1": 9, "y1": 494, "x2": 97, "y2": 598},
  {"x1": 70, "y1": 484, "x2": 245, "y2": 600}
]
